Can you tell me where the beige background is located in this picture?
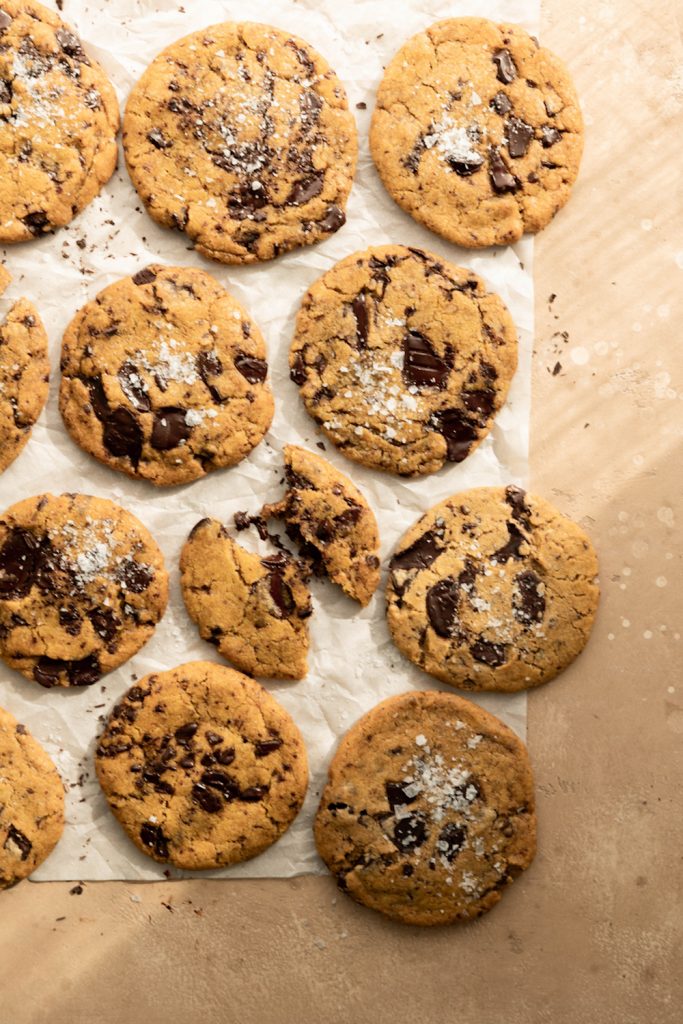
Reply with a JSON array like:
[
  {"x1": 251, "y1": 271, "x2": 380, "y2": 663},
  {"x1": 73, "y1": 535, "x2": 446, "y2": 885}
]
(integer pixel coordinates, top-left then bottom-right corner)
[{"x1": 2, "y1": 1, "x2": 682, "y2": 1021}]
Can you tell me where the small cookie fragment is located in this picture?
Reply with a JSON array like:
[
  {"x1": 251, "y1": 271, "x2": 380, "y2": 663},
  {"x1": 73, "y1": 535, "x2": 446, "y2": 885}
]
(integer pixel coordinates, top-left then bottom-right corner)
[
  {"x1": 95, "y1": 661, "x2": 309, "y2": 870},
  {"x1": 290, "y1": 245, "x2": 517, "y2": 475},
  {"x1": 123, "y1": 22, "x2": 357, "y2": 264},
  {"x1": 0, "y1": 492, "x2": 168, "y2": 688},
  {"x1": 314, "y1": 690, "x2": 536, "y2": 926},
  {"x1": 59, "y1": 265, "x2": 274, "y2": 486},
  {"x1": 0, "y1": 0, "x2": 119, "y2": 243},
  {"x1": 261, "y1": 445, "x2": 380, "y2": 605},
  {"x1": 386, "y1": 486, "x2": 599, "y2": 691},
  {"x1": 370, "y1": 18, "x2": 583, "y2": 247},
  {"x1": 0, "y1": 704, "x2": 64, "y2": 889},
  {"x1": 0, "y1": 266, "x2": 10, "y2": 296},
  {"x1": 0, "y1": 296, "x2": 50, "y2": 473},
  {"x1": 180, "y1": 518, "x2": 311, "y2": 680}
]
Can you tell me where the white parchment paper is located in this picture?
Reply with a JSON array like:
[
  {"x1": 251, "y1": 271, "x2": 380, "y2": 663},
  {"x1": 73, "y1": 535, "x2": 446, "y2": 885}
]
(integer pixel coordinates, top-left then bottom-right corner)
[{"x1": 0, "y1": 0, "x2": 538, "y2": 880}]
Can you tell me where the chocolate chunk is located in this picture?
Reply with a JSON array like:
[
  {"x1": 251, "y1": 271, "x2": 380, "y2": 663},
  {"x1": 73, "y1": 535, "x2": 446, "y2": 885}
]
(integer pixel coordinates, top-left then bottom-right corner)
[
  {"x1": 541, "y1": 125, "x2": 562, "y2": 148},
  {"x1": 103, "y1": 407, "x2": 143, "y2": 465},
  {"x1": 318, "y1": 205, "x2": 345, "y2": 232},
  {"x1": 117, "y1": 558, "x2": 153, "y2": 594},
  {"x1": 55, "y1": 29, "x2": 86, "y2": 61},
  {"x1": 402, "y1": 332, "x2": 452, "y2": 389},
  {"x1": 22, "y1": 211, "x2": 50, "y2": 236},
  {"x1": 0, "y1": 529, "x2": 41, "y2": 598},
  {"x1": 426, "y1": 577, "x2": 460, "y2": 638},
  {"x1": 392, "y1": 814, "x2": 428, "y2": 852},
  {"x1": 147, "y1": 128, "x2": 173, "y2": 149},
  {"x1": 197, "y1": 350, "x2": 224, "y2": 402},
  {"x1": 385, "y1": 781, "x2": 418, "y2": 810},
  {"x1": 491, "y1": 522, "x2": 526, "y2": 563},
  {"x1": 88, "y1": 608, "x2": 119, "y2": 642},
  {"x1": 438, "y1": 822, "x2": 467, "y2": 862},
  {"x1": 4, "y1": 825, "x2": 32, "y2": 861},
  {"x1": 390, "y1": 531, "x2": 441, "y2": 572},
  {"x1": 489, "y1": 149, "x2": 520, "y2": 193},
  {"x1": 505, "y1": 486, "x2": 531, "y2": 528},
  {"x1": 290, "y1": 352, "x2": 307, "y2": 386},
  {"x1": 215, "y1": 746, "x2": 236, "y2": 765},
  {"x1": 513, "y1": 569, "x2": 545, "y2": 624},
  {"x1": 192, "y1": 782, "x2": 223, "y2": 813},
  {"x1": 268, "y1": 570, "x2": 295, "y2": 616},
  {"x1": 471, "y1": 640, "x2": 507, "y2": 667},
  {"x1": 33, "y1": 657, "x2": 64, "y2": 687},
  {"x1": 351, "y1": 293, "x2": 369, "y2": 349},
  {"x1": 174, "y1": 721, "x2": 199, "y2": 745},
  {"x1": 254, "y1": 738, "x2": 283, "y2": 757},
  {"x1": 200, "y1": 771, "x2": 240, "y2": 800},
  {"x1": 507, "y1": 116, "x2": 534, "y2": 158},
  {"x1": 234, "y1": 353, "x2": 267, "y2": 384},
  {"x1": 118, "y1": 362, "x2": 151, "y2": 412},
  {"x1": 462, "y1": 385, "x2": 496, "y2": 418},
  {"x1": 0, "y1": 10, "x2": 12, "y2": 31},
  {"x1": 493, "y1": 48, "x2": 517, "y2": 84},
  {"x1": 151, "y1": 408, "x2": 190, "y2": 450},
  {"x1": 334, "y1": 506, "x2": 362, "y2": 532},
  {"x1": 205, "y1": 731, "x2": 222, "y2": 746},
  {"x1": 288, "y1": 173, "x2": 323, "y2": 206},
  {"x1": 132, "y1": 268, "x2": 157, "y2": 286},
  {"x1": 0, "y1": 79, "x2": 11, "y2": 104},
  {"x1": 240, "y1": 785, "x2": 269, "y2": 802},
  {"x1": 491, "y1": 91, "x2": 512, "y2": 115},
  {"x1": 140, "y1": 823, "x2": 169, "y2": 858},
  {"x1": 86, "y1": 376, "x2": 109, "y2": 420},
  {"x1": 68, "y1": 655, "x2": 100, "y2": 686},
  {"x1": 432, "y1": 408, "x2": 478, "y2": 462}
]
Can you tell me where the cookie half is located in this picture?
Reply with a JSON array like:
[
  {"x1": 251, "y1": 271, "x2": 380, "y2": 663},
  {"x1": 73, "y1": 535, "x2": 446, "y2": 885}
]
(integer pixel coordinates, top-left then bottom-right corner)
[
  {"x1": 0, "y1": 493, "x2": 168, "y2": 688},
  {"x1": 0, "y1": 287, "x2": 50, "y2": 474},
  {"x1": 180, "y1": 519, "x2": 312, "y2": 680},
  {"x1": 0, "y1": 0, "x2": 119, "y2": 243},
  {"x1": 123, "y1": 22, "x2": 357, "y2": 264},
  {"x1": 0, "y1": 704, "x2": 64, "y2": 888},
  {"x1": 96, "y1": 661, "x2": 309, "y2": 870},
  {"x1": 289, "y1": 245, "x2": 517, "y2": 475},
  {"x1": 370, "y1": 18, "x2": 583, "y2": 248},
  {"x1": 386, "y1": 486, "x2": 599, "y2": 692},
  {"x1": 260, "y1": 444, "x2": 381, "y2": 605},
  {"x1": 315, "y1": 690, "x2": 536, "y2": 926},
  {"x1": 59, "y1": 265, "x2": 274, "y2": 486}
]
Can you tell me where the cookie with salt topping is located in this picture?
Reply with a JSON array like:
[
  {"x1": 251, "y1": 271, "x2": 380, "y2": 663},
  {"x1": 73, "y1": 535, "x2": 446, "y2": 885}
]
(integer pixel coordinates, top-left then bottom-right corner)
[
  {"x1": 289, "y1": 245, "x2": 517, "y2": 475},
  {"x1": 0, "y1": 493, "x2": 168, "y2": 688},
  {"x1": 314, "y1": 690, "x2": 536, "y2": 926},
  {"x1": 123, "y1": 22, "x2": 357, "y2": 264},
  {"x1": 59, "y1": 265, "x2": 274, "y2": 486},
  {"x1": 370, "y1": 17, "x2": 583, "y2": 248}
]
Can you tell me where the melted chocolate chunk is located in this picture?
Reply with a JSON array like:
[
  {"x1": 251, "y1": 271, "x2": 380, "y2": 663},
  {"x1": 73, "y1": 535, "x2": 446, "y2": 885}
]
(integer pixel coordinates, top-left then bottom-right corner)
[
  {"x1": 489, "y1": 149, "x2": 520, "y2": 194},
  {"x1": 88, "y1": 608, "x2": 119, "y2": 643},
  {"x1": 55, "y1": 29, "x2": 86, "y2": 61},
  {"x1": 390, "y1": 531, "x2": 442, "y2": 572},
  {"x1": 432, "y1": 409, "x2": 478, "y2": 462},
  {"x1": 385, "y1": 781, "x2": 418, "y2": 810},
  {"x1": 449, "y1": 151, "x2": 484, "y2": 176},
  {"x1": 471, "y1": 640, "x2": 507, "y2": 667},
  {"x1": 493, "y1": 48, "x2": 517, "y2": 84},
  {"x1": 192, "y1": 782, "x2": 223, "y2": 813},
  {"x1": 438, "y1": 822, "x2": 467, "y2": 862},
  {"x1": 151, "y1": 408, "x2": 190, "y2": 450},
  {"x1": 140, "y1": 823, "x2": 169, "y2": 858},
  {"x1": 118, "y1": 362, "x2": 151, "y2": 412},
  {"x1": 290, "y1": 352, "x2": 307, "y2": 386},
  {"x1": 200, "y1": 771, "x2": 240, "y2": 801},
  {"x1": 22, "y1": 211, "x2": 50, "y2": 236},
  {"x1": 0, "y1": 529, "x2": 41, "y2": 598},
  {"x1": 197, "y1": 350, "x2": 224, "y2": 402},
  {"x1": 4, "y1": 825, "x2": 32, "y2": 861},
  {"x1": 33, "y1": 654, "x2": 100, "y2": 688},
  {"x1": 541, "y1": 125, "x2": 562, "y2": 148},
  {"x1": 132, "y1": 267, "x2": 156, "y2": 285},
  {"x1": 215, "y1": 747, "x2": 236, "y2": 766},
  {"x1": 402, "y1": 332, "x2": 452, "y2": 389},
  {"x1": 33, "y1": 658, "x2": 63, "y2": 687},
  {"x1": 426, "y1": 577, "x2": 460, "y2": 638},
  {"x1": 513, "y1": 569, "x2": 545, "y2": 624},
  {"x1": 174, "y1": 721, "x2": 199, "y2": 745},
  {"x1": 240, "y1": 785, "x2": 269, "y2": 802},
  {"x1": 318, "y1": 206, "x2": 345, "y2": 232},
  {"x1": 268, "y1": 570, "x2": 295, "y2": 616},
  {"x1": 392, "y1": 814, "x2": 428, "y2": 852},
  {"x1": 462, "y1": 385, "x2": 496, "y2": 418},
  {"x1": 491, "y1": 522, "x2": 526, "y2": 563},
  {"x1": 491, "y1": 91, "x2": 512, "y2": 115},
  {"x1": 147, "y1": 128, "x2": 173, "y2": 150},
  {"x1": 288, "y1": 173, "x2": 323, "y2": 206},
  {"x1": 351, "y1": 292, "x2": 369, "y2": 349},
  {"x1": 254, "y1": 738, "x2": 283, "y2": 757},
  {"x1": 117, "y1": 558, "x2": 153, "y2": 594},
  {"x1": 505, "y1": 485, "x2": 531, "y2": 528},
  {"x1": 234, "y1": 353, "x2": 267, "y2": 384},
  {"x1": 103, "y1": 407, "x2": 143, "y2": 465},
  {"x1": 334, "y1": 506, "x2": 362, "y2": 532},
  {"x1": 507, "y1": 116, "x2": 534, "y2": 158}
]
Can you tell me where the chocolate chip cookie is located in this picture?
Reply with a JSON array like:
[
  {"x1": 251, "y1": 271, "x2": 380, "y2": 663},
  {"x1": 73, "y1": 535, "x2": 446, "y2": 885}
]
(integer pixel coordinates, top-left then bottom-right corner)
[
  {"x1": 0, "y1": 275, "x2": 49, "y2": 473},
  {"x1": 386, "y1": 486, "x2": 599, "y2": 692},
  {"x1": 59, "y1": 265, "x2": 274, "y2": 486},
  {"x1": 290, "y1": 245, "x2": 517, "y2": 475},
  {"x1": 315, "y1": 690, "x2": 536, "y2": 926},
  {"x1": 123, "y1": 22, "x2": 357, "y2": 264},
  {"x1": 96, "y1": 661, "x2": 308, "y2": 870},
  {"x1": 0, "y1": 0, "x2": 119, "y2": 243},
  {"x1": 0, "y1": 493, "x2": 168, "y2": 688},
  {"x1": 180, "y1": 519, "x2": 312, "y2": 680},
  {"x1": 259, "y1": 444, "x2": 381, "y2": 605},
  {"x1": 370, "y1": 18, "x2": 583, "y2": 248},
  {"x1": 0, "y1": 704, "x2": 64, "y2": 888}
]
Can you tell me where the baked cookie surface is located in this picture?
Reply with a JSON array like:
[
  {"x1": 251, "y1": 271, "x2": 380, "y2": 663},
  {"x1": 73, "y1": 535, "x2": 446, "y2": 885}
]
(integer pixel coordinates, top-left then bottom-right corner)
[
  {"x1": 386, "y1": 486, "x2": 599, "y2": 692},
  {"x1": 0, "y1": 291, "x2": 49, "y2": 474},
  {"x1": 59, "y1": 265, "x2": 274, "y2": 486},
  {"x1": 180, "y1": 518, "x2": 311, "y2": 680},
  {"x1": 0, "y1": 493, "x2": 168, "y2": 688},
  {"x1": 123, "y1": 21, "x2": 357, "y2": 264},
  {"x1": 260, "y1": 444, "x2": 381, "y2": 605},
  {"x1": 289, "y1": 245, "x2": 517, "y2": 475},
  {"x1": 96, "y1": 661, "x2": 308, "y2": 870},
  {"x1": 0, "y1": 0, "x2": 119, "y2": 243},
  {"x1": 370, "y1": 18, "x2": 583, "y2": 248},
  {"x1": 314, "y1": 690, "x2": 536, "y2": 926},
  {"x1": 0, "y1": 704, "x2": 64, "y2": 888}
]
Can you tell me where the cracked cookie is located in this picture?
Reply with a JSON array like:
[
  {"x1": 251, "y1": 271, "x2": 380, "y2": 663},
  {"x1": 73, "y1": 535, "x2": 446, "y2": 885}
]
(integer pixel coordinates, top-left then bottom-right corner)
[
  {"x1": 180, "y1": 518, "x2": 312, "y2": 680},
  {"x1": 0, "y1": 492, "x2": 168, "y2": 688},
  {"x1": 315, "y1": 690, "x2": 536, "y2": 926},
  {"x1": 0, "y1": 274, "x2": 49, "y2": 474},
  {"x1": 370, "y1": 18, "x2": 583, "y2": 248},
  {"x1": 258, "y1": 444, "x2": 380, "y2": 605},
  {"x1": 0, "y1": 704, "x2": 64, "y2": 888},
  {"x1": 95, "y1": 661, "x2": 309, "y2": 870},
  {"x1": 0, "y1": 0, "x2": 119, "y2": 243},
  {"x1": 123, "y1": 22, "x2": 357, "y2": 264},
  {"x1": 290, "y1": 245, "x2": 517, "y2": 475},
  {"x1": 386, "y1": 486, "x2": 599, "y2": 692},
  {"x1": 59, "y1": 264, "x2": 274, "y2": 486}
]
